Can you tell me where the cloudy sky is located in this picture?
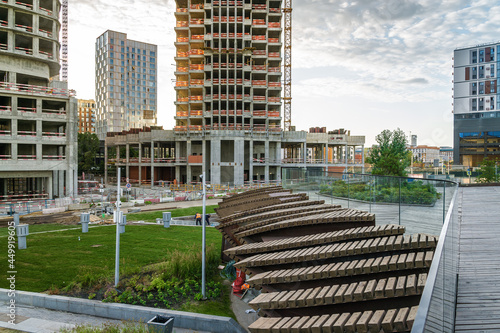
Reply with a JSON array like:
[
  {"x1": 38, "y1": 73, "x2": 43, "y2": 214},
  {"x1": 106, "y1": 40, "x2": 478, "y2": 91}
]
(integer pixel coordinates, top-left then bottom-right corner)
[{"x1": 68, "y1": 0, "x2": 500, "y2": 146}]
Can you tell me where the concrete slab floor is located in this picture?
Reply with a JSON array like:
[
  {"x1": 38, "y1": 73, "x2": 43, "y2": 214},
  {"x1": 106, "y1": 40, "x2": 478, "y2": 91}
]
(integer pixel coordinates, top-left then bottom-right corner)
[{"x1": 0, "y1": 301, "x2": 209, "y2": 333}]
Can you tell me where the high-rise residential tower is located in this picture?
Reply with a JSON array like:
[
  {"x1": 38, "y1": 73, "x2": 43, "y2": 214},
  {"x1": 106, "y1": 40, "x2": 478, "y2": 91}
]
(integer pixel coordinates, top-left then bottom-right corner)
[
  {"x1": 95, "y1": 30, "x2": 157, "y2": 139},
  {"x1": 77, "y1": 99, "x2": 96, "y2": 133},
  {"x1": 453, "y1": 42, "x2": 500, "y2": 166},
  {"x1": 173, "y1": 0, "x2": 283, "y2": 184},
  {"x1": 0, "y1": 0, "x2": 78, "y2": 200}
]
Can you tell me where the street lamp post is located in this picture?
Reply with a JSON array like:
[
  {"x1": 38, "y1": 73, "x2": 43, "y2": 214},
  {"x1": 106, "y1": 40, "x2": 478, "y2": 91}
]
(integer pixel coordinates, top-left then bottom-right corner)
[
  {"x1": 114, "y1": 168, "x2": 121, "y2": 287},
  {"x1": 201, "y1": 172, "x2": 206, "y2": 299}
]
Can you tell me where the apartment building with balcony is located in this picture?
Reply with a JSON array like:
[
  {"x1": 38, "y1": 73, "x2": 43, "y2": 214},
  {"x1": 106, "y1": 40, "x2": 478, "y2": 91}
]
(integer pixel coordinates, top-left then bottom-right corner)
[
  {"x1": 95, "y1": 30, "x2": 157, "y2": 140},
  {"x1": 0, "y1": 0, "x2": 77, "y2": 201},
  {"x1": 171, "y1": 0, "x2": 284, "y2": 184},
  {"x1": 77, "y1": 99, "x2": 95, "y2": 133},
  {"x1": 454, "y1": 42, "x2": 500, "y2": 166},
  {"x1": 103, "y1": 1, "x2": 365, "y2": 186}
]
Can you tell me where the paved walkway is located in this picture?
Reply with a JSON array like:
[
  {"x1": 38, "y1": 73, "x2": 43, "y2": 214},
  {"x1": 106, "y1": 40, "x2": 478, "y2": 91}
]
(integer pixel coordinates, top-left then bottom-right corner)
[
  {"x1": 0, "y1": 301, "x2": 207, "y2": 332},
  {"x1": 455, "y1": 186, "x2": 500, "y2": 332}
]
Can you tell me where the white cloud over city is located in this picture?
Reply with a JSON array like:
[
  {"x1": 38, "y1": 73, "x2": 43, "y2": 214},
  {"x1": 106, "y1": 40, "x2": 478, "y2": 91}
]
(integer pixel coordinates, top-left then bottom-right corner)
[{"x1": 68, "y1": 0, "x2": 500, "y2": 146}]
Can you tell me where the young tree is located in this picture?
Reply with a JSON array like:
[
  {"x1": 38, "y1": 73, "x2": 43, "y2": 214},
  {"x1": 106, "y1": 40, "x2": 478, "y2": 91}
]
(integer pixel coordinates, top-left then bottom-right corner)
[
  {"x1": 367, "y1": 128, "x2": 411, "y2": 177},
  {"x1": 476, "y1": 157, "x2": 500, "y2": 183},
  {"x1": 78, "y1": 132, "x2": 100, "y2": 174}
]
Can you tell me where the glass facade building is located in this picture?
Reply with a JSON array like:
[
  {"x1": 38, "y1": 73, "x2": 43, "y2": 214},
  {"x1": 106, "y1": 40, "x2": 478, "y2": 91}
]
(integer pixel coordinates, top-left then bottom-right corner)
[
  {"x1": 453, "y1": 42, "x2": 500, "y2": 166},
  {"x1": 95, "y1": 30, "x2": 157, "y2": 139}
]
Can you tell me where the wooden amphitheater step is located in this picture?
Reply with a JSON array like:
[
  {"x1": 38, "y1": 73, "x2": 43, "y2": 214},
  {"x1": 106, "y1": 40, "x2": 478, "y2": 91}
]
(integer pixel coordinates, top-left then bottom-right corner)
[
  {"x1": 248, "y1": 273, "x2": 427, "y2": 310},
  {"x1": 248, "y1": 305, "x2": 418, "y2": 333},
  {"x1": 219, "y1": 204, "x2": 342, "y2": 230},
  {"x1": 234, "y1": 233, "x2": 437, "y2": 269},
  {"x1": 216, "y1": 193, "x2": 309, "y2": 218},
  {"x1": 234, "y1": 209, "x2": 376, "y2": 243},
  {"x1": 219, "y1": 200, "x2": 326, "y2": 224},
  {"x1": 246, "y1": 250, "x2": 435, "y2": 286},
  {"x1": 225, "y1": 224, "x2": 406, "y2": 258}
]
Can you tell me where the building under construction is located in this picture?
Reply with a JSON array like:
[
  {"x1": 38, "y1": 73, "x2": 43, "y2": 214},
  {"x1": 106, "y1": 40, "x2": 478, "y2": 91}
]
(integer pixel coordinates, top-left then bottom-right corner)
[
  {"x1": 0, "y1": 0, "x2": 78, "y2": 201},
  {"x1": 104, "y1": 0, "x2": 365, "y2": 186}
]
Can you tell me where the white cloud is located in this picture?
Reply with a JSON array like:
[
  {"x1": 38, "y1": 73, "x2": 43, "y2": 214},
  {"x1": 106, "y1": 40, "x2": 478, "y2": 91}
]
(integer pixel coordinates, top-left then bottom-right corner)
[{"x1": 67, "y1": 0, "x2": 499, "y2": 146}]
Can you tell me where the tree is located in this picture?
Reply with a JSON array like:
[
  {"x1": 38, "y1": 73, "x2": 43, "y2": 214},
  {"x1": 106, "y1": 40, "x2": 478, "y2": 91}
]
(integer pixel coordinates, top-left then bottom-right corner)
[
  {"x1": 476, "y1": 157, "x2": 500, "y2": 183},
  {"x1": 78, "y1": 132, "x2": 100, "y2": 174},
  {"x1": 367, "y1": 128, "x2": 411, "y2": 177}
]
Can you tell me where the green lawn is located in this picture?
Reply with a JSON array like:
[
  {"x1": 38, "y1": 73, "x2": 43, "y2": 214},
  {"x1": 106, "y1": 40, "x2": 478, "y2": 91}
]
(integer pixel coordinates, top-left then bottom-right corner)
[
  {"x1": 0, "y1": 224, "x2": 222, "y2": 292},
  {"x1": 126, "y1": 205, "x2": 219, "y2": 222}
]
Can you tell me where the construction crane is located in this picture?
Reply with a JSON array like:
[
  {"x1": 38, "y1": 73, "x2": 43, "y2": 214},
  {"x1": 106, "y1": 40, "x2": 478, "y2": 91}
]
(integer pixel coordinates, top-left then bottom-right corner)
[
  {"x1": 283, "y1": 0, "x2": 292, "y2": 131},
  {"x1": 61, "y1": 0, "x2": 68, "y2": 81}
]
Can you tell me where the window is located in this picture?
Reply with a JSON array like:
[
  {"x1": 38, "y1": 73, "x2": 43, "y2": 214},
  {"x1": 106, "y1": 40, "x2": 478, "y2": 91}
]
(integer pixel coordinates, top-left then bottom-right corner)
[
  {"x1": 479, "y1": 82, "x2": 485, "y2": 94},
  {"x1": 492, "y1": 64, "x2": 496, "y2": 77}
]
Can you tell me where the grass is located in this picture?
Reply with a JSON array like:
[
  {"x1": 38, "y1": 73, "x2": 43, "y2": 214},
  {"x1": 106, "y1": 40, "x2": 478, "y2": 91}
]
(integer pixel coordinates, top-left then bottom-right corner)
[
  {"x1": 0, "y1": 224, "x2": 222, "y2": 292},
  {"x1": 60, "y1": 322, "x2": 148, "y2": 333},
  {"x1": 126, "y1": 205, "x2": 219, "y2": 222}
]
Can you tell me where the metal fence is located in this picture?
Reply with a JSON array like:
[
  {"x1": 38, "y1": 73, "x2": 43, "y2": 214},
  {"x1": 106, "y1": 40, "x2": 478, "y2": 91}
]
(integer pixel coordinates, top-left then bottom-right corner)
[{"x1": 0, "y1": 197, "x2": 76, "y2": 216}]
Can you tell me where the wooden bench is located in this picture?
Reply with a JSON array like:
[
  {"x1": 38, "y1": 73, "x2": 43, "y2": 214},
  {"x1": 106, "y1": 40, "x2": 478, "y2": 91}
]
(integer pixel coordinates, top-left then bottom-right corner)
[
  {"x1": 248, "y1": 306, "x2": 419, "y2": 333},
  {"x1": 249, "y1": 273, "x2": 427, "y2": 310}
]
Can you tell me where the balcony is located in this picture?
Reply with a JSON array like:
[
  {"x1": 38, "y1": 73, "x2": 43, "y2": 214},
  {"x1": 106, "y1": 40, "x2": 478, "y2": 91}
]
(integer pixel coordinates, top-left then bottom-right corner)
[
  {"x1": 0, "y1": 82, "x2": 76, "y2": 97},
  {"x1": 42, "y1": 131, "x2": 65, "y2": 138},
  {"x1": 42, "y1": 154, "x2": 65, "y2": 160}
]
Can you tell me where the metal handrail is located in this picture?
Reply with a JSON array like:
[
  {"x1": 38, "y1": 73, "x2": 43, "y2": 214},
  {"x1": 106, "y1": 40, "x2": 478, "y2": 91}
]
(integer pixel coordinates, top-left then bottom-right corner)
[{"x1": 411, "y1": 187, "x2": 459, "y2": 332}]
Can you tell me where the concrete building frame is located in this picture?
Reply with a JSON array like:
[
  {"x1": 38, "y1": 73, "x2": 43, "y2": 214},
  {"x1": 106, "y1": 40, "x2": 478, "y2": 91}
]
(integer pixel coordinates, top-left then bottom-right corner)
[{"x1": 0, "y1": 0, "x2": 78, "y2": 201}]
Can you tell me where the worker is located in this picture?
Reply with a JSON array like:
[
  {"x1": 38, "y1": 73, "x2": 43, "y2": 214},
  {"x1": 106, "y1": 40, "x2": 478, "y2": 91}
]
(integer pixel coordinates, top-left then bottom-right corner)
[
  {"x1": 205, "y1": 213, "x2": 211, "y2": 226},
  {"x1": 195, "y1": 212, "x2": 202, "y2": 225}
]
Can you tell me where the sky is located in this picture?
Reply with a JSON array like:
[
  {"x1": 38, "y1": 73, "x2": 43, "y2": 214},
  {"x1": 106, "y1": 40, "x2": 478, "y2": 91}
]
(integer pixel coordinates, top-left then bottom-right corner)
[{"x1": 68, "y1": 0, "x2": 500, "y2": 147}]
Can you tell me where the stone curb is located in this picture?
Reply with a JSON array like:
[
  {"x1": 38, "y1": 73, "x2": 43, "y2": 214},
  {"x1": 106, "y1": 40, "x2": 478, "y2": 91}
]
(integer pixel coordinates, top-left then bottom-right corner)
[{"x1": 0, "y1": 289, "x2": 246, "y2": 333}]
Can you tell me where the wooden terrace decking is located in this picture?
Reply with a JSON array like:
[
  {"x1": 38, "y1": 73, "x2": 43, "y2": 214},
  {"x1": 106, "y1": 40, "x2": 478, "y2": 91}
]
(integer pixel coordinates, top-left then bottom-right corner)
[{"x1": 455, "y1": 186, "x2": 500, "y2": 332}]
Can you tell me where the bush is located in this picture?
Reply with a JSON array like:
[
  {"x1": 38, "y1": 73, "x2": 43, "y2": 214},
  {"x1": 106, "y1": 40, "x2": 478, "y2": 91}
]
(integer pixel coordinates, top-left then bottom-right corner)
[{"x1": 319, "y1": 180, "x2": 440, "y2": 205}]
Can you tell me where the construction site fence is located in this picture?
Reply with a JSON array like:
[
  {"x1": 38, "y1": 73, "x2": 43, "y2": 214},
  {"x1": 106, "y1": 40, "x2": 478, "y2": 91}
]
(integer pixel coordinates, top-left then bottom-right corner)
[
  {"x1": 79, "y1": 181, "x2": 282, "y2": 204},
  {"x1": 0, "y1": 197, "x2": 76, "y2": 217}
]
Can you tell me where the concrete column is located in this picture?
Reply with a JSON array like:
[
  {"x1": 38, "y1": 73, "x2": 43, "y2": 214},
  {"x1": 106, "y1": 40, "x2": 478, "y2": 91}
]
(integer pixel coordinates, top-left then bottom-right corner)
[
  {"x1": 59, "y1": 170, "x2": 64, "y2": 197},
  {"x1": 361, "y1": 145, "x2": 365, "y2": 173},
  {"x1": 210, "y1": 138, "x2": 221, "y2": 185},
  {"x1": 202, "y1": 139, "x2": 206, "y2": 181},
  {"x1": 53, "y1": 170, "x2": 58, "y2": 197},
  {"x1": 234, "y1": 138, "x2": 244, "y2": 185},
  {"x1": 67, "y1": 165, "x2": 74, "y2": 198},
  {"x1": 36, "y1": 143, "x2": 42, "y2": 160},
  {"x1": 276, "y1": 140, "x2": 281, "y2": 182},
  {"x1": 104, "y1": 142, "x2": 108, "y2": 185},
  {"x1": 11, "y1": 141, "x2": 17, "y2": 160},
  {"x1": 345, "y1": 144, "x2": 348, "y2": 165},
  {"x1": 249, "y1": 140, "x2": 253, "y2": 183},
  {"x1": 264, "y1": 140, "x2": 269, "y2": 184},
  {"x1": 324, "y1": 144, "x2": 328, "y2": 164},
  {"x1": 138, "y1": 143, "x2": 142, "y2": 186},
  {"x1": 36, "y1": 98, "x2": 42, "y2": 115},
  {"x1": 186, "y1": 140, "x2": 192, "y2": 184},
  {"x1": 125, "y1": 143, "x2": 130, "y2": 181},
  {"x1": 303, "y1": 142, "x2": 307, "y2": 164},
  {"x1": 47, "y1": 176, "x2": 52, "y2": 199},
  {"x1": 150, "y1": 141, "x2": 154, "y2": 188}
]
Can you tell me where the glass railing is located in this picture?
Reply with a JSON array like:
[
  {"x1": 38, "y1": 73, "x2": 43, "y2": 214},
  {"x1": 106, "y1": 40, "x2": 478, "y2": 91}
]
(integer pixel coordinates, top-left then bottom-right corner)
[
  {"x1": 282, "y1": 168, "x2": 459, "y2": 332},
  {"x1": 282, "y1": 169, "x2": 458, "y2": 235}
]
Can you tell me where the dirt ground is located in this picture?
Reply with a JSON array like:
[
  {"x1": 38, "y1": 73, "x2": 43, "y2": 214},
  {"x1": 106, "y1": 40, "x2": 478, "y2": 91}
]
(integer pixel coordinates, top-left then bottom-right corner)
[{"x1": 0, "y1": 211, "x2": 104, "y2": 227}]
